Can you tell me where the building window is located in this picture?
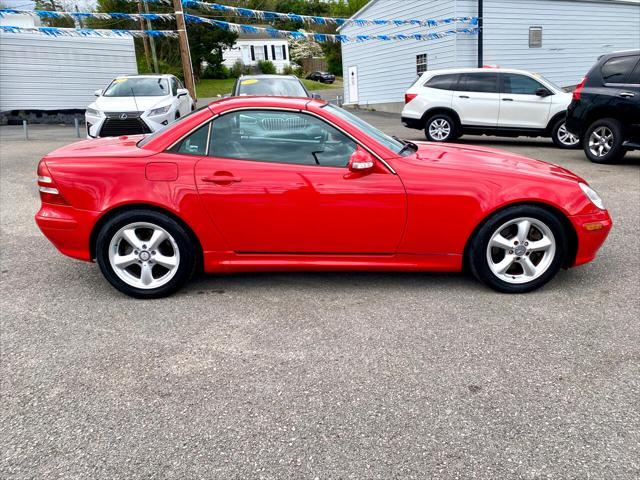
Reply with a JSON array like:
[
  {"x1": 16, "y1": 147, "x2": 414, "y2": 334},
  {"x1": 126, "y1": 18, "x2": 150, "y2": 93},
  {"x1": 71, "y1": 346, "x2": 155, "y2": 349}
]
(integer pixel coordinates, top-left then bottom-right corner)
[
  {"x1": 274, "y1": 45, "x2": 284, "y2": 61},
  {"x1": 416, "y1": 54, "x2": 428, "y2": 76},
  {"x1": 254, "y1": 45, "x2": 266, "y2": 61},
  {"x1": 529, "y1": 27, "x2": 542, "y2": 48}
]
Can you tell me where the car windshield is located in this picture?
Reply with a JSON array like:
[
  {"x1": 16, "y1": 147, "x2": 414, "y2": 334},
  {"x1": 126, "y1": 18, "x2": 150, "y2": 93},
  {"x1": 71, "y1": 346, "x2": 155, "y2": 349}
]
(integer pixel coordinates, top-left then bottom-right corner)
[
  {"x1": 104, "y1": 77, "x2": 169, "y2": 97},
  {"x1": 237, "y1": 78, "x2": 308, "y2": 97},
  {"x1": 323, "y1": 104, "x2": 406, "y2": 155}
]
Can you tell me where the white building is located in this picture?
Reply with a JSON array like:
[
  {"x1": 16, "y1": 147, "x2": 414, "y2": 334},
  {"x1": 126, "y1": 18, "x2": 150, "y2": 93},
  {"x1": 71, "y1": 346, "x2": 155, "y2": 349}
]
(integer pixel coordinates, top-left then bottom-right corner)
[
  {"x1": 222, "y1": 31, "x2": 291, "y2": 73},
  {"x1": 0, "y1": 13, "x2": 138, "y2": 115},
  {"x1": 339, "y1": 0, "x2": 640, "y2": 112}
]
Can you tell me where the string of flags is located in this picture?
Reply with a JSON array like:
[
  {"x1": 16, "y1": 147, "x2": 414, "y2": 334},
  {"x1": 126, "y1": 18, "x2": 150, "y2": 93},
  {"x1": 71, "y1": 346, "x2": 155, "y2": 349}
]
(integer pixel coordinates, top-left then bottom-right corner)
[
  {"x1": 186, "y1": 15, "x2": 479, "y2": 43},
  {"x1": 180, "y1": 1, "x2": 479, "y2": 28},
  {"x1": 0, "y1": 9, "x2": 174, "y2": 22},
  {"x1": 0, "y1": 25, "x2": 178, "y2": 38}
]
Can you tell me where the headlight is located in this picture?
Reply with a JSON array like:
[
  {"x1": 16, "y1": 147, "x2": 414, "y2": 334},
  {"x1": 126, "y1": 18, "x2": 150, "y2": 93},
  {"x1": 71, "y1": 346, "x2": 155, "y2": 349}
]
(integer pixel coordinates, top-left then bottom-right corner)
[
  {"x1": 85, "y1": 107, "x2": 101, "y2": 116},
  {"x1": 579, "y1": 182, "x2": 605, "y2": 210},
  {"x1": 148, "y1": 105, "x2": 171, "y2": 116}
]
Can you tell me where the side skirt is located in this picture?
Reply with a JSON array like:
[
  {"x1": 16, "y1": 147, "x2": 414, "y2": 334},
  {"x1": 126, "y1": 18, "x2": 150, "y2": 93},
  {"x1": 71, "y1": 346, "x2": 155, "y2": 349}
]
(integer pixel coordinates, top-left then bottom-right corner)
[{"x1": 202, "y1": 252, "x2": 463, "y2": 274}]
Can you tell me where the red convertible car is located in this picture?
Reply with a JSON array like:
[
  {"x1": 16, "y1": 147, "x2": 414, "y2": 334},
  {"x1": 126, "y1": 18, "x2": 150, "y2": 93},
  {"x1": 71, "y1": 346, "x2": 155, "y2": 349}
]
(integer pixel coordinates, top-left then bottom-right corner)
[{"x1": 36, "y1": 97, "x2": 611, "y2": 298}]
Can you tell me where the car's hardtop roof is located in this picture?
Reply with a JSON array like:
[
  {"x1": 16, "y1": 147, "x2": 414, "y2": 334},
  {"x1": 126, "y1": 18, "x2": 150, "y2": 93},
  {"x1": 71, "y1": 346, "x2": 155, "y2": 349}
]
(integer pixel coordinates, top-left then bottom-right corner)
[
  {"x1": 420, "y1": 67, "x2": 547, "y2": 77},
  {"x1": 598, "y1": 49, "x2": 640, "y2": 60},
  {"x1": 114, "y1": 74, "x2": 175, "y2": 80},
  {"x1": 208, "y1": 96, "x2": 327, "y2": 112},
  {"x1": 238, "y1": 74, "x2": 301, "y2": 80}
]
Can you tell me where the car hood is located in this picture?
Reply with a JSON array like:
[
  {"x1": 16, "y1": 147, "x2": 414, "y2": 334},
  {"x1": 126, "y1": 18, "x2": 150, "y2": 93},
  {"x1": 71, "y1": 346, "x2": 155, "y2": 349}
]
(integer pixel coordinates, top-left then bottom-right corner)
[
  {"x1": 44, "y1": 135, "x2": 155, "y2": 159},
  {"x1": 91, "y1": 95, "x2": 170, "y2": 113},
  {"x1": 407, "y1": 142, "x2": 584, "y2": 183}
]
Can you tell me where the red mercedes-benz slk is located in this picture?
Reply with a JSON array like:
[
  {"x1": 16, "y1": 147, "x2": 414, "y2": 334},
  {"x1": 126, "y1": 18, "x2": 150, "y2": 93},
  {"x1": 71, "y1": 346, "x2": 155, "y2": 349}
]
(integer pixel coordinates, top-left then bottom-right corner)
[{"x1": 35, "y1": 97, "x2": 612, "y2": 298}]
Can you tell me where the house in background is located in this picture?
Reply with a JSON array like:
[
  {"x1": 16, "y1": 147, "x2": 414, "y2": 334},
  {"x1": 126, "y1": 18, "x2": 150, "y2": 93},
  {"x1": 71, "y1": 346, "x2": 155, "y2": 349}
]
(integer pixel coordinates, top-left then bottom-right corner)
[
  {"x1": 339, "y1": 0, "x2": 640, "y2": 112},
  {"x1": 222, "y1": 30, "x2": 291, "y2": 73},
  {"x1": 0, "y1": 12, "x2": 137, "y2": 123}
]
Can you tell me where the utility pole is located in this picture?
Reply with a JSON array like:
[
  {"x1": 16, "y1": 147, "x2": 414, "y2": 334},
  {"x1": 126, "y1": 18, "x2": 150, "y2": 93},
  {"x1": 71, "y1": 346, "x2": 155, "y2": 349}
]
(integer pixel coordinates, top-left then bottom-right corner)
[
  {"x1": 143, "y1": 0, "x2": 160, "y2": 73},
  {"x1": 137, "y1": 0, "x2": 152, "y2": 72},
  {"x1": 477, "y1": 0, "x2": 484, "y2": 67},
  {"x1": 173, "y1": 0, "x2": 197, "y2": 101}
]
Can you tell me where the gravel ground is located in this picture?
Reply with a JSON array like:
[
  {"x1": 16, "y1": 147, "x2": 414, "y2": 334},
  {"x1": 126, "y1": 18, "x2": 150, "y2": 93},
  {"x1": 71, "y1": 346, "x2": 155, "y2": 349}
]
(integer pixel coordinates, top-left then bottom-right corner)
[{"x1": 1, "y1": 118, "x2": 639, "y2": 479}]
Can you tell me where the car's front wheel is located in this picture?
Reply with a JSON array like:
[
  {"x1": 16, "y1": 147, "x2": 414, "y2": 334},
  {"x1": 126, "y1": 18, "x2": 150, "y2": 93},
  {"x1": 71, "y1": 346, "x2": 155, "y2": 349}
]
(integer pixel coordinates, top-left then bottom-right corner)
[
  {"x1": 584, "y1": 118, "x2": 626, "y2": 163},
  {"x1": 468, "y1": 206, "x2": 567, "y2": 293},
  {"x1": 424, "y1": 114, "x2": 458, "y2": 142},
  {"x1": 96, "y1": 210, "x2": 196, "y2": 298},
  {"x1": 551, "y1": 118, "x2": 580, "y2": 149}
]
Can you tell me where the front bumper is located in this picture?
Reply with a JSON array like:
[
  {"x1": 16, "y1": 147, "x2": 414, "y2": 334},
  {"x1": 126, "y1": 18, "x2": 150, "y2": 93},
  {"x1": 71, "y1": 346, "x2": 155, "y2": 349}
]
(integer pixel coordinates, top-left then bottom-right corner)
[
  {"x1": 85, "y1": 108, "x2": 176, "y2": 138},
  {"x1": 569, "y1": 210, "x2": 613, "y2": 266},
  {"x1": 35, "y1": 203, "x2": 100, "y2": 261}
]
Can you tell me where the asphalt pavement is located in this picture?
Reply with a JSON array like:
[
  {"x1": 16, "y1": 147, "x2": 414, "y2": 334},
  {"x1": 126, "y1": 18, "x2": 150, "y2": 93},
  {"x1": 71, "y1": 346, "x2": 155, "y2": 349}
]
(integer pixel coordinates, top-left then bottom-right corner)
[{"x1": 1, "y1": 118, "x2": 639, "y2": 479}]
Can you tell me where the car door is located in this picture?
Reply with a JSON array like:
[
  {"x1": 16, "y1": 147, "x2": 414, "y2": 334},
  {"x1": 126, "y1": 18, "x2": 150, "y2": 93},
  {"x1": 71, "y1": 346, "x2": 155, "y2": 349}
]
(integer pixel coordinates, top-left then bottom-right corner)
[
  {"x1": 498, "y1": 73, "x2": 552, "y2": 129},
  {"x1": 451, "y1": 72, "x2": 500, "y2": 126},
  {"x1": 603, "y1": 55, "x2": 640, "y2": 128},
  {"x1": 190, "y1": 109, "x2": 407, "y2": 254},
  {"x1": 172, "y1": 77, "x2": 189, "y2": 116}
]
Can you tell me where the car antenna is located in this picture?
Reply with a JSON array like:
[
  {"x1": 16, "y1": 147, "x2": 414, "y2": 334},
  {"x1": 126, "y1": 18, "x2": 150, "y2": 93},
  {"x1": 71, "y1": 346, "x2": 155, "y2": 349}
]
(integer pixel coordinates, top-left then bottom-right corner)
[{"x1": 130, "y1": 86, "x2": 140, "y2": 113}]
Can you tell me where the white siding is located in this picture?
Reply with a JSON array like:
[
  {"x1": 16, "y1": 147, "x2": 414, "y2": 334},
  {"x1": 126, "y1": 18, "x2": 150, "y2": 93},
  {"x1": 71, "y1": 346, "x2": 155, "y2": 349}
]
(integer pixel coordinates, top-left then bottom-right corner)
[
  {"x1": 340, "y1": 0, "x2": 471, "y2": 109},
  {"x1": 483, "y1": 0, "x2": 640, "y2": 87},
  {"x1": 340, "y1": 0, "x2": 640, "y2": 108},
  {"x1": 222, "y1": 39, "x2": 291, "y2": 73},
  {"x1": 0, "y1": 33, "x2": 137, "y2": 111}
]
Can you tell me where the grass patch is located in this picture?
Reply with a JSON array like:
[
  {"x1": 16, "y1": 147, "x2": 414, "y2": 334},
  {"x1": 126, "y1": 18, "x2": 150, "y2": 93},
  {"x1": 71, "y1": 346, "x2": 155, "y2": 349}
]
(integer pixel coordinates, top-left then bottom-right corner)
[{"x1": 196, "y1": 77, "x2": 342, "y2": 99}]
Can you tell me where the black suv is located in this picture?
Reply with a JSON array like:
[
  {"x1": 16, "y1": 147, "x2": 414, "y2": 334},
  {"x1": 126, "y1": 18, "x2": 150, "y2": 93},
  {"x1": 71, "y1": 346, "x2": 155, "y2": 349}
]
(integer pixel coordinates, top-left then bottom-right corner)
[{"x1": 566, "y1": 50, "x2": 640, "y2": 163}]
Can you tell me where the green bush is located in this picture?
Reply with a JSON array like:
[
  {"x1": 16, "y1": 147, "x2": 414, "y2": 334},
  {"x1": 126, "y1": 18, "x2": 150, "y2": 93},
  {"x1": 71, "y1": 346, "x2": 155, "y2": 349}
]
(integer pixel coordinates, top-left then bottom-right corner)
[
  {"x1": 258, "y1": 60, "x2": 277, "y2": 75},
  {"x1": 229, "y1": 60, "x2": 244, "y2": 78},
  {"x1": 282, "y1": 64, "x2": 296, "y2": 76},
  {"x1": 202, "y1": 63, "x2": 230, "y2": 79}
]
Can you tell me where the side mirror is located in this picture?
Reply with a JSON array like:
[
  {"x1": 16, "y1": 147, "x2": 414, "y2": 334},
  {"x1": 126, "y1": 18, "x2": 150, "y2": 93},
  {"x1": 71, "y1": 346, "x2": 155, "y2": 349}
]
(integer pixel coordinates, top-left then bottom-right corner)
[
  {"x1": 177, "y1": 88, "x2": 189, "y2": 98},
  {"x1": 94, "y1": 89, "x2": 103, "y2": 97},
  {"x1": 311, "y1": 93, "x2": 322, "y2": 100},
  {"x1": 348, "y1": 149, "x2": 375, "y2": 172},
  {"x1": 535, "y1": 87, "x2": 552, "y2": 97},
  {"x1": 223, "y1": 93, "x2": 232, "y2": 98}
]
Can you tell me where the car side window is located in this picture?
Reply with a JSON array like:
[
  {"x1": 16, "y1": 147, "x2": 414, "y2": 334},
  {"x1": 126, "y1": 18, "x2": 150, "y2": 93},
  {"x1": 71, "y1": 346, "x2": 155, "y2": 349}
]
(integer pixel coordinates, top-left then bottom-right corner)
[
  {"x1": 425, "y1": 74, "x2": 459, "y2": 90},
  {"x1": 602, "y1": 56, "x2": 638, "y2": 84},
  {"x1": 456, "y1": 73, "x2": 499, "y2": 93},
  {"x1": 170, "y1": 77, "x2": 178, "y2": 96},
  {"x1": 502, "y1": 74, "x2": 545, "y2": 95},
  {"x1": 209, "y1": 110, "x2": 357, "y2": 167},
  {"x1": 170, "y1": 123, "x2": 210, "y2": 156},
  {"x1": 629, "y1": 60, "x2": 640, "y2": 85}
]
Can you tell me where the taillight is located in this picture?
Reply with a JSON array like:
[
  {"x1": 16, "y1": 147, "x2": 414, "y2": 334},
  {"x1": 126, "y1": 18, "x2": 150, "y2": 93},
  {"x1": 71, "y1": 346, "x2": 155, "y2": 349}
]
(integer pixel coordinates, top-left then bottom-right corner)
[
  {"x1": 405, "y1": 93, "x2": 418, "y2": 104},
  {"x1": 37, "y1": 160, "x2": 68, "y2": 205},
  {"x1": 573, "y1": 77, "x2": 587, "y2": 101}
]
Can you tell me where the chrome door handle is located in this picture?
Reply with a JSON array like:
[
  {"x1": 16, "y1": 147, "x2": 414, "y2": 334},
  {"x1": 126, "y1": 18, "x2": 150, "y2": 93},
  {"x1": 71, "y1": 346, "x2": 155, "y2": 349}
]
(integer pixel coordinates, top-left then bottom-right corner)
[{"x1": 619, "y1": 91, "x2": 635, "y2": 98}]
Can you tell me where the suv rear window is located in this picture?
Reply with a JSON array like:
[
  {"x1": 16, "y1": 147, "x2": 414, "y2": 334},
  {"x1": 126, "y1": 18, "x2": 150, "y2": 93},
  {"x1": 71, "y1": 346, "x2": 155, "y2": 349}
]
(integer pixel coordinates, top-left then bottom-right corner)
[
  {"x1": 602, "y1": 55, "x2": 639, "y2": 84},
  {"x1": 456, "y1": 73, "x2": 499, "y2": 93},
  {"x1": 425, "y1": 74, "x2": 459, "y2": 90}
]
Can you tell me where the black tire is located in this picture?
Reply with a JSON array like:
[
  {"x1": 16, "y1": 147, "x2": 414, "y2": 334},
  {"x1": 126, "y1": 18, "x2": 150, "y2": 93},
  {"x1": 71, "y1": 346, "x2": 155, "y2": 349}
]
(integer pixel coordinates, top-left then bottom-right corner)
[
  {"x1": 96, "y1": 209, "x2": 196, "y2": 299},
  {"x1": 551, "y1": 118, "x2": 580, "y2": 149},
  {"x1": 583, "y1": 118, "x2": 626, "y2": 163},
  {"x1": 468, "y1": 205, "x2": 568, "y2": 293},
  {"x1": 424, "y1": 113, "x2": 458, "y2": 142}
]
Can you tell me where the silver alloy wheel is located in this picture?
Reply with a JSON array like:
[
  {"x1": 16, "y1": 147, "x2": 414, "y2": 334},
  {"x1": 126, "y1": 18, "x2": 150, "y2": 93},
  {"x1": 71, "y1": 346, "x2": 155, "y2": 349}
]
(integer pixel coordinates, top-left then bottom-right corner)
[
  {"x1": 486, "y1": 217, "x2": 556, "y2": 284},
  {"x1": 108, "y1": 222, "x2": 180, "y2": 290},
  {"x1": 428, "y1": 118, "x2": 451, "y2": 141},
  {"x1": 556, "y1": 122, "x2": 579, "y2": 146},
  {"x1": 588, "y1": 126, "x2": 614, "y2": 157}
]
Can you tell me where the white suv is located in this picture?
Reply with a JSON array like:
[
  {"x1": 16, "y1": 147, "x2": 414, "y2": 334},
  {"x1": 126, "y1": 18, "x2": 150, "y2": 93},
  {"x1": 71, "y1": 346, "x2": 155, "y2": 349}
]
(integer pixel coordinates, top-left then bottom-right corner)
[{"x1": 401, "y1": 68, "x2": 579, "y2": 148}]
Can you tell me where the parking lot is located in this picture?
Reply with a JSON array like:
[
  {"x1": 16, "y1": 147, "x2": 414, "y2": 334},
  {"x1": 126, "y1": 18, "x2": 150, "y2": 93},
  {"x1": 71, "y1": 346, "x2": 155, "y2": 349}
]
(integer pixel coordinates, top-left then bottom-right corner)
[{"x1": 1, "y1": 114, "x2": 639, "y2": 479}]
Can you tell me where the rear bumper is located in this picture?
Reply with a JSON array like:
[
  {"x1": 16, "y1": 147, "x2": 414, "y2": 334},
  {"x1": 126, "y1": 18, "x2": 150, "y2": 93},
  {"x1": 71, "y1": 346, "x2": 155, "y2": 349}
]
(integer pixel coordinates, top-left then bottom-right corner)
[
  {"x1": 35, "y1": 204, "x2": 100, "y2": 262},
  {"x1": 569, "y1": 210, "x2": 613, "y2": 266},
  {"x1": 401, "y1": 116, "x2": 423, "y2": 130}
]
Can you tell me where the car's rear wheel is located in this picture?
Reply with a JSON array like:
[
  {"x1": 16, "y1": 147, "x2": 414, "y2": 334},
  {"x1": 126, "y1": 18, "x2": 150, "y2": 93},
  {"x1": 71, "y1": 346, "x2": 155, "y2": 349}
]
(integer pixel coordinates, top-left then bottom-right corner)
[
  {"x1": 468, "y1": 205, "x2": 567, "y2": 293},
  {"x1": 424, "y1": 114, "x2": 457, "y2": 142},
  {"x1": 96, "y1": 210, "x2": 196, "y2": 299},
  {"x1": 584, "y1": 118, "x2": 626, "y2": 163},
  {"x1": 551, "y1": 118, "x2": 580, "y2": 149}
]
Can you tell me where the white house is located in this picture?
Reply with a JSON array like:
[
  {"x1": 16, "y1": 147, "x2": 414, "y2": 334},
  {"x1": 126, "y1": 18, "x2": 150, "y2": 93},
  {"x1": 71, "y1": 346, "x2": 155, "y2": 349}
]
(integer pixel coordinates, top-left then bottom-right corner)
[
  {"x1": 0, "y1": 12, "x2": 137, "y2": 116},
  {"x1": 222, "y1": 31, "x2": 291, "y2": 73},
  {"x1": 339, "y1": 0, "x2": 640, "y2": 112}
]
